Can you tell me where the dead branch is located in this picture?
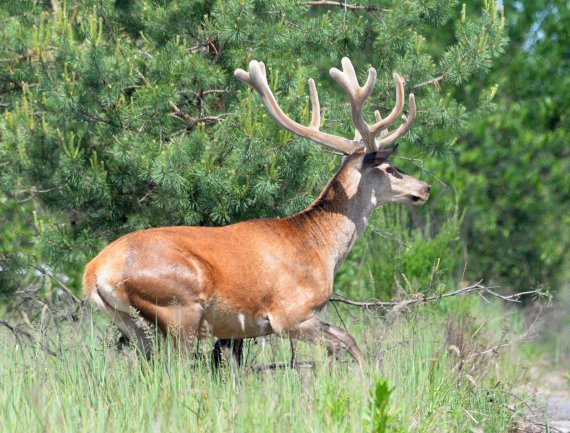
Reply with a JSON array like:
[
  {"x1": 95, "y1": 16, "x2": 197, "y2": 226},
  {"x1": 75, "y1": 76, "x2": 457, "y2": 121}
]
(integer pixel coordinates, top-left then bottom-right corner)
[
  {"x1": 305, "y1": 1, "x2": 389, "y2": 12},
  {"x1": 184, "y1": 114, "x2": 229, "y2": 129},
  {"x1": 329, "y1": 282, "x2": 547, "y2": 310},
  {"x1": 462, "y1": 305, "x2": 542, "y2": 364},
  {"x1": 4, "y1": 186, "x2": 62, "y2": 204},
  {"x1": 247, "y1": 360, "x2": 316, "y2": 372},
  {"x1": 188, "y1": 43, "x2": 208, "y2": 54},
  {"x1": 413, "y1": 75, "x2": 444, "y2": 89},
  {"x1": 27, "y1": 264, "x2": 81, "y2": 304},
  {"x1": 135, "y1": 69, "x2": 150, "y2": 87},
  {"x1": 170, "y1": 104, "x2": 229, "y2": 130},
  {"x1": 504, "y1": 401, "x2": 564, "y2": 433},
  {"x1": 201, "y1": 89, "x2": 227, "y2": 96},
  {"x1": 0, "y1": 319, "x2": 56, "y2": 356}
]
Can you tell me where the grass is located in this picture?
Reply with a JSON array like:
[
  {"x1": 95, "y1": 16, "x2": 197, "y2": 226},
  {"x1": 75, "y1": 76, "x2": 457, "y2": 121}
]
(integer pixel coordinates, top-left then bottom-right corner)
[{"x1": 0, "y1": 297, "x2": 529, "y2": 433}]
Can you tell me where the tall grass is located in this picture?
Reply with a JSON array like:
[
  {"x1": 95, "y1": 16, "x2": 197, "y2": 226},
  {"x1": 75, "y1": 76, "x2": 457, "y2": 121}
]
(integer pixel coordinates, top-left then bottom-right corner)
[{"x1": 0, "y1": 298, "x2": 526, "y2": 433}]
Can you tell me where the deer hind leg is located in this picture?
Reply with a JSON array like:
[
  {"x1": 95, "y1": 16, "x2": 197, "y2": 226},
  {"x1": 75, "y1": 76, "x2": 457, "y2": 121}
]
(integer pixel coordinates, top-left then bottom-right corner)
[
  {"x1": 86, "y1": 288, "x2": 153, "y2": 358},
  {"x1": 145, "y1": 301, "x2": 205, "y2": 355},
  {"x1": 109, "y1": 309, "x2": 153, "y2": 358},
  {"x1": 287, "y1": 317, "x2": 364, "y2": 364}
]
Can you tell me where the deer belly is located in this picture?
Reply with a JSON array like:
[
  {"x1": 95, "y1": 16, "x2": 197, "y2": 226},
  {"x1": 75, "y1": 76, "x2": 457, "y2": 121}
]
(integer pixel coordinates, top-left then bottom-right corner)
[{"x1": 200, "y1": 306, "x2": 273, "y2": 339}]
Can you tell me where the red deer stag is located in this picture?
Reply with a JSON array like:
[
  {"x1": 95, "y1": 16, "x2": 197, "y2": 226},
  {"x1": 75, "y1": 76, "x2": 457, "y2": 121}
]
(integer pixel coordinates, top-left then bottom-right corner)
[{"x1": 83, "y1": 58, "x2": 430, "y2": 364}]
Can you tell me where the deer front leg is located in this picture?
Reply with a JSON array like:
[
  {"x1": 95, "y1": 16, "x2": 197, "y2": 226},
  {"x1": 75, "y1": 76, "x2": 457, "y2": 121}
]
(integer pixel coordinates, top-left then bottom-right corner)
[
  {"x1": 213, "y1": 338, "x2": 244, "y2": 368},
  {"x1": 287, "y1": 317, "x2": 364, "y2": 364}
]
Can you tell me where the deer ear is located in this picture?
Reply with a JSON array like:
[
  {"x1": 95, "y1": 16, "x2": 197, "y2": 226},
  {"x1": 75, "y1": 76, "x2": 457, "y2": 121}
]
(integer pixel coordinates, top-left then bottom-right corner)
[{"x1": 362, "y1": 144, "x2": 399, "y2": 167}]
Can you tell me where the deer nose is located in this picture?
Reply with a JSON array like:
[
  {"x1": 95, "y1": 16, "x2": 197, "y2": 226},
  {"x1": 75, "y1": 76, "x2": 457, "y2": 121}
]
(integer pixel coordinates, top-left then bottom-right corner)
[{"x1": 426, "y1": 185, "x2": 431, "y2": 194}]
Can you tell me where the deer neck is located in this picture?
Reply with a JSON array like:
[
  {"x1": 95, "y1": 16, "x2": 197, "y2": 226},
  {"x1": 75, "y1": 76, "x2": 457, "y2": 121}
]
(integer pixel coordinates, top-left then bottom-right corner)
[{"x1": 287, "y1": 155, "x2": 375, "y2": 275}]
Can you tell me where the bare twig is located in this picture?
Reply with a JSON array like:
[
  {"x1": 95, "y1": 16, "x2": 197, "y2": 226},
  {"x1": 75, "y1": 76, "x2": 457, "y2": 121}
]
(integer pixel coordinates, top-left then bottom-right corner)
[
  {"x1": 391, "y1": 155, "x2": 449, "y2": 188},
  {"x1": 0, "y1": 320, "x2": 56, "y2": 356},
  {"x1": 247, "y1": 360, "x2": 316, "y2": 372},
  {"x1": 462, "y1": 407, "x2": 479, "y2": 424},
  {"x1": 190, "y1": 89, "x2": 228, "y2": 105},
  {"x1": 170, "y1": 104, "x2": 229, "y2": 131},
  {"x1": 413, "y1": 75, "x2": 444, "y2": 89},
  {"x1": 367, "y1": 225, "x2": 409, "y2": 246},
  {"x1": 6, "y1": 186, "x2": 62, "y2": 203},
  {"x1": 305, "y1": 1, "x2": 389, "y2": 12},
  {"x1": 482, "y1": 289, "x2": 544, "y2": 302},
  {"x1": 15, "y1": 186, "x2": 60, "y2": 195},
  {"x1": 188, "y1": 43, "x2": 208, "y2": 54},
  {"x1": 78, "y1": 110, "x2": 117, "y2": 127},
  {"x1": 135, "y1": 69, "x2": 150, "y2": 86},
  {"x1": 462, "y1": 307, "x2": 542, "y2": 363},
  {"x1": 27, "y1": 264, "x2": 81, "y2": 304},
  {"x1": 329, "y1": 282, "x2": 547, "y2": 309},
  {"x1": 503, "y1": 401, "x2": 564, "y2": 433}
]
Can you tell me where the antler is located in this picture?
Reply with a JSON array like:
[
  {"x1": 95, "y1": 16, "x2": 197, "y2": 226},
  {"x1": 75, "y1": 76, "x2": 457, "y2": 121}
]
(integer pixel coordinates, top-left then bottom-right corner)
[
  {"x1": 330, "y1": 57, "x2": 416, "y2": 152},
  {"x1": 235, "y1": 60, "x2": 361, "y2": 155},
  {"x1": 234, "y1": 58, "x2": 416, "y2": 155}
]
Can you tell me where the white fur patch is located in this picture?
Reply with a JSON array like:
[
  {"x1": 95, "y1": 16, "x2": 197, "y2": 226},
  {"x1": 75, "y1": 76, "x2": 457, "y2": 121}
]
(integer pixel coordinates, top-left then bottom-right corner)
[
  {"x1": 96, "y1": 270, "x2": 131, "y2": 313},
  {"x1": 238, "y1": 314, "x2": 246, "y2": 332}
]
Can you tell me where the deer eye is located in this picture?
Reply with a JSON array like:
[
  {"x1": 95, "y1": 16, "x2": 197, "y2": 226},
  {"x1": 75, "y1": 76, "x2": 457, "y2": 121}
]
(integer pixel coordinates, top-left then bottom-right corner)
[{"x1": 385, "y1": 167, "x2": 395, "y2": 174}]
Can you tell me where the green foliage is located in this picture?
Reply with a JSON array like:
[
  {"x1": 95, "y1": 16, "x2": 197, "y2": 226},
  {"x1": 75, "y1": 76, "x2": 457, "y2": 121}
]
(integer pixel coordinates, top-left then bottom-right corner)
[
  {"x1": 369, "y1": 379, "x2": 397, "y2": 433},
  {"x1": 0, "y1": 198, "x2": 35, "y2": 297},
  {"x1": 0, "y1": 0, "x2": 506, "y2": 293},
  {"x1": 0, "y1": 298, "x2": 525, "y2": 432},
  {"x1": 442, "y1": 0, "x2": 570, "y2": 289},
  {"x1": 337, "y1": 204, "x2": 463, "y2": 298}
]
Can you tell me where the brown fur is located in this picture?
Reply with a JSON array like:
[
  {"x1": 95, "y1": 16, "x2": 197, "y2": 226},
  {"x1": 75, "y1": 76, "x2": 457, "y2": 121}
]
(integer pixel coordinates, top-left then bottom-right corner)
[{"x1": 83, "y1": 150, "x2": 429, "y2": 362}]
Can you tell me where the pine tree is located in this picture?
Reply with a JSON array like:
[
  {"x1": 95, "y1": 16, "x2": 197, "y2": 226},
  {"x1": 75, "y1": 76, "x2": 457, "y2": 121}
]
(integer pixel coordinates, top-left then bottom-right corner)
[
  {"x1": 0, "y1": 0, "x2": 506, "y2": 293},
  {"x1": 441, "y1": 0, "x2": 570, "y2": 289}
]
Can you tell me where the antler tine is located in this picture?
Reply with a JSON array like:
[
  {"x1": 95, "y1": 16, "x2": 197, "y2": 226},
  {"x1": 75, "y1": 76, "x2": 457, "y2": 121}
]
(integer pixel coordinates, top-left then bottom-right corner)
[
  {"x1": 330, "y1": 57, "x2": 378, "y2": 152},
  {"x1": 375, "y1": 94, "x2": 416, "y2": 148},
  {"x1": 369, "y1": 73, "x2": 405, "y2": 137},
  {"x1": 374, "y1": 110, "x2": 390, "y2": 139},
  {"x1": 234, "y1": 60, "x2": 361, "y2": 155},
  {"x1": 330, "y1": 59, "x2": 415, "y2": 152},
  {"x1": 308, "y1": 78, "x2": 321, "y2": 129}
]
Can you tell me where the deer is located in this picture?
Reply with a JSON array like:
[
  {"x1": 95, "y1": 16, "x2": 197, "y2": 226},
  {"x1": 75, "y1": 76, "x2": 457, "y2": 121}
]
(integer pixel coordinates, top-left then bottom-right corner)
[{"x1": 83, "y1": 58, "x2": 430, "y2": 365}]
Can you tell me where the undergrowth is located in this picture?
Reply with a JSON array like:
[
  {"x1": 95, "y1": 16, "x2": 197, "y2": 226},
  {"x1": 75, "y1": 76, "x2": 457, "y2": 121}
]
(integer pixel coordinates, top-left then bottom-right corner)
[{"x1": 0, "y1": 296, "x2": 531, "y2": 433}]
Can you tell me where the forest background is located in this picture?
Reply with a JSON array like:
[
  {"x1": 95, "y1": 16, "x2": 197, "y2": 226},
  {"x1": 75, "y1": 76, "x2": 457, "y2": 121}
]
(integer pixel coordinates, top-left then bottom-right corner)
[{"x1": 0, "y1": 1, "x2": 568, "y2": 432}]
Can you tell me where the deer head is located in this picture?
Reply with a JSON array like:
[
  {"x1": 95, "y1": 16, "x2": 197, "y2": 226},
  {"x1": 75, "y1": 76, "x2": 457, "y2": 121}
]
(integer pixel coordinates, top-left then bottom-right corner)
[{"x1": 235, "y1": 57, "x2": 430, "y2": 209}]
